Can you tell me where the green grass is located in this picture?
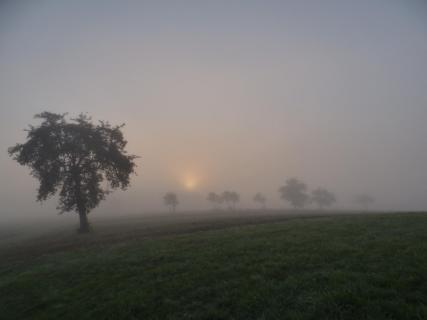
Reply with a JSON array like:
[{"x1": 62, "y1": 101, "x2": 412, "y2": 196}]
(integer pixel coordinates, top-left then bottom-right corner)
[{"x1": 1, "y1": 213, "x2": 427, "y2": 319}]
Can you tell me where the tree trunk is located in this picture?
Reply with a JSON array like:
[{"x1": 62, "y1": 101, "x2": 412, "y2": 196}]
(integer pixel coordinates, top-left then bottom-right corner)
[
  {"x1": 78, "y1": 209, "x2": 90, "y2": 233},
  {"x1": 73, "y1": 170, "x2": 90, "y2": 233}
]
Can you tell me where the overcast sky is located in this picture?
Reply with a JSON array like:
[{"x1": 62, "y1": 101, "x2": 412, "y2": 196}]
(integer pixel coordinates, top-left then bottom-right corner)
[{"x1": 1, "y1": 0, "x2": 427, "y2": 220}]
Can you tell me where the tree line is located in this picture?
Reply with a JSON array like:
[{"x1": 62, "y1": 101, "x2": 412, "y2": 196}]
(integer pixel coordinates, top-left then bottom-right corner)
[
  {"x1": 9, "y1": 112, "x2": 375, "y2": 233},
  {"x1": 164, "y1": 178, "x2": 375, "y2": 212}
]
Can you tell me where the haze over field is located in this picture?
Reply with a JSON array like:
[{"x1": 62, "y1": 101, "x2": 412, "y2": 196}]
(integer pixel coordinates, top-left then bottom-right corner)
[{"x1": 1, "y1": 1, "x2": 427, "y2": 222}]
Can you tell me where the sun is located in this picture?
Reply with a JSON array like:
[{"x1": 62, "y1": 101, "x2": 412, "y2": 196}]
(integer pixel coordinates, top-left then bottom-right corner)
[
  {"x1": 180, "y1": 171, "x2": 201, "y2": 191},
  {"x1": 184, "y1": 177, "x2": 198, "y2": 190}
]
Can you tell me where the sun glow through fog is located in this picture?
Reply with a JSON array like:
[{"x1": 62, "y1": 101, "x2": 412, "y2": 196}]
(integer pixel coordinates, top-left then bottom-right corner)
[
  {"x1": 181, "y1": 172, "x2": 201, "y2": 191},
  {"x1": 184, "y1": 178, "x2": 197, "y2": 190}
]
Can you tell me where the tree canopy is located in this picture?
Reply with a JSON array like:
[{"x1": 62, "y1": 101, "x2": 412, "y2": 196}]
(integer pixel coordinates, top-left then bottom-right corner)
[
  {"x1": 311, "y1": 188, "x2": 336, "y2": 209},
  {"x1": 279, "y1": 178, "x2": 309, "y2": 209},
  {"x1": 8, "y1": 112, "x2": 137, "y2": 232},
  {"x1": 207, "y1": 192, "x2": 223, "y2": 210},
  {"x1": 222, "y1": 191, "x2": 240, "y2": 210},
  {"x1": 164, "y1": 192, "x2": 179, "y2": 212}
]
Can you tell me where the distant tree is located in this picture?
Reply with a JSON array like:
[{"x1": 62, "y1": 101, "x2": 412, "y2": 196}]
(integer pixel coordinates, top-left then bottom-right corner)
[
  {"x1": 354, "y1": 194, "x2": 375, "y2": 210},
  {"x1": 311, "y1": 188, "x2": 336, "y2": 209},
  {"x1": 8, "y1": 112, "x2": 137, "y2": 233},
  {"x1": 253, "y1": 192, "x2": 267, "y2": 209},
  {"x1": 221, "y1": 191, "x2": 232, "y2": 210},
  {"x1": 230, "y1": 191, "x2": 240, "y2": 209},
  {"x1": 278, "y1": 178, "x2": 309, "y2": 209},
  {"x1": 207, "y1": 192, "x2": 222, "y2": 210},
  {"x1": 222, "y1": 191, "x2": 240, "y2": 210},
  {"x1": 164, "y1": 192, "x2": 179, "y2": 212}
]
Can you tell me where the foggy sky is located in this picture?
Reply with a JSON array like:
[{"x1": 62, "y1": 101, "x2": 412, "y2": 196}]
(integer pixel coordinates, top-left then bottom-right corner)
[{"x1": 1, "y1": 0, "x2": 427, "y2": 220}]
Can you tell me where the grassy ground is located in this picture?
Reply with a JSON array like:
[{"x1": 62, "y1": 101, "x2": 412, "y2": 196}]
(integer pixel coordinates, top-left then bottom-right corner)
[{"x1": 1, "y1": 212, "x2": 427, "y2": 319}]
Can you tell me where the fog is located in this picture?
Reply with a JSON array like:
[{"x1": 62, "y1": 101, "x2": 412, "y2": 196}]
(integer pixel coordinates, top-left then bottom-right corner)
[{"x1": 1, "y1": 0, "x2": 427, "y2": 224}]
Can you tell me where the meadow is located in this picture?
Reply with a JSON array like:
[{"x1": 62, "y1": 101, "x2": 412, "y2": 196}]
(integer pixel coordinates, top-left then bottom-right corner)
[{"x1": 1, "y1": 211, "x2": 427, "y2": 319}]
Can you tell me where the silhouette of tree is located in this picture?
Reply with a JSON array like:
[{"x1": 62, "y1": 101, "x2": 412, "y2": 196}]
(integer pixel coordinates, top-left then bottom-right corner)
[
  {"x1": 230, "y1": 192, "x2": 240, "y2": 209},
  {"x1": 222, "y1": 191, "x2": 240, "y2": 210},
  {"x1": 8, "y1": 112, "x2": 137, "y2": 233},
  {"x1": 278, "y1": 178, "x2": 309, "y2": 209},
  {"x1": 355, "y1": 194, "x2": 375, "y2": 210},
  {"x1": 253, "y1": 192, "x2": 267, "y2": 209},
  {"x1": 207, "y1": 192, "x2": 222, "y2": 210},
  {"x1": 221, "y1": 191, "x2": 232, "y2": 210},
  {"x1": 164, "y1": 192, "x2": 179, "y2": 212},
  {"x1": 311, "y1": 188, "x2": 336, "y2": 209}
]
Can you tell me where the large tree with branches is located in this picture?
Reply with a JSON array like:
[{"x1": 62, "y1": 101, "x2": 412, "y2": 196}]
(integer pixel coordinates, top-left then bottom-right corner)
[{"x1": 8, "y1": 112, "x2": 137, "y2": 233}]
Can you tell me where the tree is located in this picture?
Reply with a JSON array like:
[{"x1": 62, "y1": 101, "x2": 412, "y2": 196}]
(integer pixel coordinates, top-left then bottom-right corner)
[
  {"x1": 354, "y1": 194, "x2": 375, "y2": 210},
  {"x1": 278, "y1": 178, "x2": 309, "y2": 209},
  {"x1": 8, "y1": 112, "x2": 137, "y2": 233},
  {"x1": 311, "y1": 188, "x2": 336, "y2": 209},
  {"x1": 230, "y1": 192, "x2": 240, "y2": 209},
  {"x1": 222, "y1": 191, "x2": 240, "y2": 210},
  {"x1": 164, "y1": 192, "x2": 179, "y2": 212},
  {"x1": 207, "y1": 192, "x2": 222, "y2": 210},
  {"x1": 253, "y1": 192, "x2": 267, "y2": 209}
]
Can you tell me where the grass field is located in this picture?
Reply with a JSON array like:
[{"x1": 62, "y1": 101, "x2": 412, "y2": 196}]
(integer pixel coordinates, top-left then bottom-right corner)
[{"x1": 1, "y1": 211, "x2": 427, "y2": 319}]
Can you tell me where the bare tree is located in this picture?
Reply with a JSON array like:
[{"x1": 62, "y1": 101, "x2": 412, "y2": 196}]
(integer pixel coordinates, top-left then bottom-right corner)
[
  {"x1": 354, "y1": 194, "x2": 375, "y2": 211},
  {"x1": 207, "y1": 192, "x2": 222, "y2": 210},
  {"x1": 311, "y1": 188, "x2": 336, "y2": 209},
  {"x1": 278, "y1": 178, "x2": 309, "y2": 209},
  {"x1": 164, "y1": 192, "x2": 179, "y2": 212},
  {"x1": 253, "y1": 192, "x2": 267, "y2": 209},
  {"x1": 8, "y1": 112, "x2": 137, "y2": 233}
]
